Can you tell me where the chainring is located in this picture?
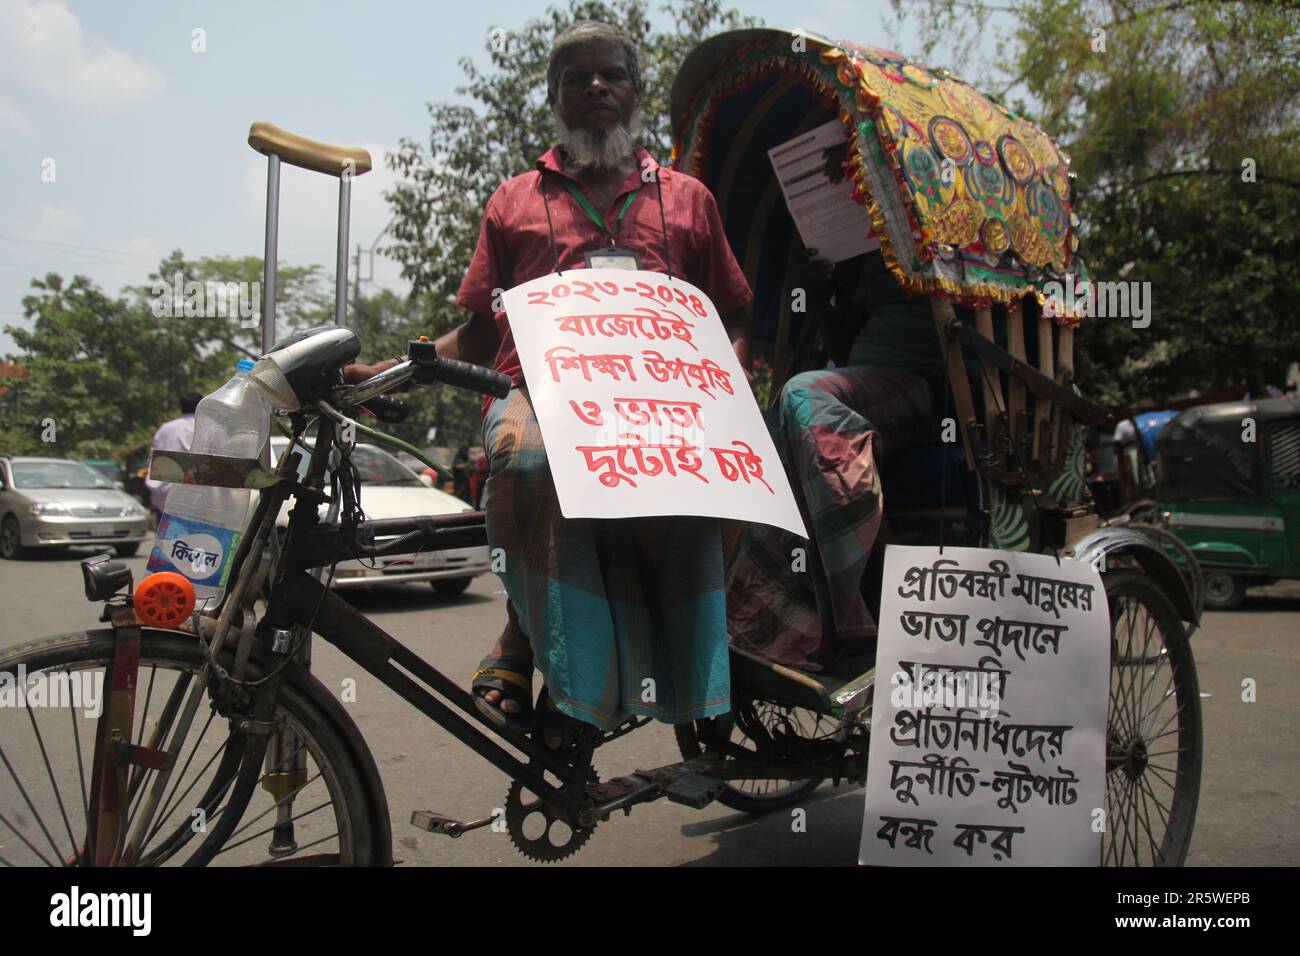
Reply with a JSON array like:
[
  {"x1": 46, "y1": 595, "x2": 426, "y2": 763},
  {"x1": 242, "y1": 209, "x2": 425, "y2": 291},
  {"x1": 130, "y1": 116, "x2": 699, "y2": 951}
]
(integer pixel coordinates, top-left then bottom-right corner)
[{"x1": 504, "y1": 772, "x2": 596, "y2": 863}]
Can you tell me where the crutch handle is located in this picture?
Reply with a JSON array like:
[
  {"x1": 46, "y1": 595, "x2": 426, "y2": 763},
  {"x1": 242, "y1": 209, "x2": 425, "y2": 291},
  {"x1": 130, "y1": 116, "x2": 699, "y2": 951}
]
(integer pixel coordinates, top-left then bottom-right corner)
[{"x1": 248, "y1": 120, "x2": 372, "y2": 178}]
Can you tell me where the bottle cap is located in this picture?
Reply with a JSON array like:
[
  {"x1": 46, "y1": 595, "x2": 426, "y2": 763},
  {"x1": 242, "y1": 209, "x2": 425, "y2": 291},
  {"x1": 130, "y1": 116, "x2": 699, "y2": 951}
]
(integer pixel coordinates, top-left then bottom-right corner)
[{"x1": 237, "y1": 358, "x2": 256, "y2": 372}]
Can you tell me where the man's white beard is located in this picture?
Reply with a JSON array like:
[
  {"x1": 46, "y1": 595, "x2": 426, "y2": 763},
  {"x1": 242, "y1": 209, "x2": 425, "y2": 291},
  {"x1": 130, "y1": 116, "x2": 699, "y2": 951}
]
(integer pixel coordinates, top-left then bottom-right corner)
[{"x1": 553, "y1": 107, "x2": 642, "y2": 171}]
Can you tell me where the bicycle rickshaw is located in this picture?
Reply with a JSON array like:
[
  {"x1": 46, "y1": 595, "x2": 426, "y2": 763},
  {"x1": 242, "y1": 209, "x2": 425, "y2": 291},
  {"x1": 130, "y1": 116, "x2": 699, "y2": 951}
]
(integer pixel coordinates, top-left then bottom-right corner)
[{"x1": 0, "y1": 29, "x2": 1201, "y2": 867}]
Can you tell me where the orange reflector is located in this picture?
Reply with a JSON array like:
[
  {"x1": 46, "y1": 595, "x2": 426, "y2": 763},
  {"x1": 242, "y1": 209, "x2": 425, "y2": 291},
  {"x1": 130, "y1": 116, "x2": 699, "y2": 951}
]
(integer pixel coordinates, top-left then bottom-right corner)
[{"x1": 134, "y1": 572, "x2": 196, "y2": 629}]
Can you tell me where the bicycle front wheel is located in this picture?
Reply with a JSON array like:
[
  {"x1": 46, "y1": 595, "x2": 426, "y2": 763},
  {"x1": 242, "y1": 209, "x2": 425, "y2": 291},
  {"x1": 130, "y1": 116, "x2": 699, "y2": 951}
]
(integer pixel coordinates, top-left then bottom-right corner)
[
  {"x1": 1103, "y1": 569, "x2": 1203, "y2": 866},
  {"x1": 0, "y1": 629, "x2": 381, "y2": 866}
]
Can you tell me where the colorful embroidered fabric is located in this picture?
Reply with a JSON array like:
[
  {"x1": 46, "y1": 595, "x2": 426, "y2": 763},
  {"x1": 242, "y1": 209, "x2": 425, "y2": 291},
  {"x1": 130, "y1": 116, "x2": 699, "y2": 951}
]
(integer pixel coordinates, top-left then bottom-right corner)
[{"x1": 673, "y1": 31, "x2": 1088, "y2": 325}]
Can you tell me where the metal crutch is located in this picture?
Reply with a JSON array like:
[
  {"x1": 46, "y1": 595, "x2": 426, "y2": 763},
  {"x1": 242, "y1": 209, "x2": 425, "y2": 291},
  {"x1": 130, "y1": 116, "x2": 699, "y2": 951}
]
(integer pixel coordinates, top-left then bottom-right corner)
[{"x1": 248, "y1": 120, "x2": 373, "y2": 855}]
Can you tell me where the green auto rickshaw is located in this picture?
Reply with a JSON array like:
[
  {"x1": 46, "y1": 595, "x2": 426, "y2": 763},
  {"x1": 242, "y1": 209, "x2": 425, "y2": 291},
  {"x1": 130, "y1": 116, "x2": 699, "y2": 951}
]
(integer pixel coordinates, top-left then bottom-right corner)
[{"x1": 1156, "y1": 396, "x2": 1300, "y2": 608}]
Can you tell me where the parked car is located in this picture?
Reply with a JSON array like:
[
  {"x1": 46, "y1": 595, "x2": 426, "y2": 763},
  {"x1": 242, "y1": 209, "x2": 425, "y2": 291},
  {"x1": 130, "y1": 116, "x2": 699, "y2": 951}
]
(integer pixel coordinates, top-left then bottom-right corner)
[
  {"x1": 0, "y1": 455, "x2": 150, "y2": 559},
  {"x1": 268, "y1": 437, "x2": 490, "y2": 593},
  {"x1": 81, "y1": 459, "x2": 126, "y2": 490}
]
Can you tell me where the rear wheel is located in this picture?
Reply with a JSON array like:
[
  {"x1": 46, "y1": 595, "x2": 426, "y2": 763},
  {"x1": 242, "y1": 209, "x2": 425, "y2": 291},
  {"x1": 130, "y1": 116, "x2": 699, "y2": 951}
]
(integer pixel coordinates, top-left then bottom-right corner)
[
  {"x1": 1202, "y1": 570, "x2": 1246, "y2": 611},
  {"x1": 1, "y1": 515, "x2": 29, "y2": 560},
  {"x1": 675, "y1": 703, "x2": 842, "y2": 813},
  {"x1": 0, "y1": 629, "x2": 380, "y2": 866},
  {"x1": 1103, "y1": 569, "x2": 1202, "y2": 866}
]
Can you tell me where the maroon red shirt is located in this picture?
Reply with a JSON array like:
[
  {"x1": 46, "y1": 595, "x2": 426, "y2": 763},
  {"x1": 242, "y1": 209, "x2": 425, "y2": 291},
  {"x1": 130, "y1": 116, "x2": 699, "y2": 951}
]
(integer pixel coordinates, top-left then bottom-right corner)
[{"x1": 457, "y1": 146, "x2": 753, "y2": 392}]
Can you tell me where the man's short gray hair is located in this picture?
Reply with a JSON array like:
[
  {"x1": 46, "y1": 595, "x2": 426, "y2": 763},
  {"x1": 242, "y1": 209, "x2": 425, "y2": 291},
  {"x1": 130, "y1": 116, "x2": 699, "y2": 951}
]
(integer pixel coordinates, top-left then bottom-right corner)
[{"x1": 546, "y1": 20, "x2": 642, "y2": 104}]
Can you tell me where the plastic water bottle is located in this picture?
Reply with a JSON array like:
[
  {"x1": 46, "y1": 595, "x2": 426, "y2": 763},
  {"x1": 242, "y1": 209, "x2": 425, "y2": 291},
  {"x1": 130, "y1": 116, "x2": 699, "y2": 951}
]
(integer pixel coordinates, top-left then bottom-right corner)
[{"x1": 148, "y1": 359, "x2": 270, "y2": 607}]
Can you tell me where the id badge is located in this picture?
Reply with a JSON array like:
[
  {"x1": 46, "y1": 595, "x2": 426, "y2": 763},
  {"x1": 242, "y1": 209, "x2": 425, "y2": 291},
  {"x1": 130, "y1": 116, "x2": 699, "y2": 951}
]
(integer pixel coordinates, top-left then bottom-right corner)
[{"x1": 583, "y1": 247, "x2": 641, "y2": 271}]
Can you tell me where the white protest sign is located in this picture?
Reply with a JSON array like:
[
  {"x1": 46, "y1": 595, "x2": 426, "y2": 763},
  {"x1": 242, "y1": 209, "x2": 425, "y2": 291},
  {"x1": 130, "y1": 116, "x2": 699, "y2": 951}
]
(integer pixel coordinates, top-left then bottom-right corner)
[
  {"x1": 502, "y1": 269, "x2": 806, "y2": 537},
  {"x1": 859, "y1": 545, "x2": 1109, "y2": 866}
]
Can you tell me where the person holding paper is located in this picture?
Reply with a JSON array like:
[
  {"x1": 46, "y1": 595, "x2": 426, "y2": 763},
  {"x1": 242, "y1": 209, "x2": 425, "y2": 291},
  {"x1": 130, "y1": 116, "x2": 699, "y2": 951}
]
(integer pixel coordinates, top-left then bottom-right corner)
[
  {"x1": 443, "y1": 21, "x2": 753, "y2": 742},
  {"x1": 728, "y1": 140, "x2": 979, "y2": 673}
]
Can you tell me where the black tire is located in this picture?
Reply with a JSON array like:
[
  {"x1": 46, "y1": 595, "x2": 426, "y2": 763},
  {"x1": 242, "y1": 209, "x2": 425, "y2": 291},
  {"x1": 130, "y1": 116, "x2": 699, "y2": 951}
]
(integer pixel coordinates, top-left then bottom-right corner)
[
  {"x1": 0, "y1": 629, "x2": 381, "y2": 866},
  {"x1": 1103, "y1": 569, "x2": 1202, "y2": 866},
  {"x1": 430, "y1": 576, "x2": 473, "y2": 596},
  {"x1": 674, "y1": 704, "x2": 835, "y2": 814},
  {"x1": 1, "y1": 515, "x2": 29, "y2": 560},
  {"x1": 113, "y1": 543, "x2": 141, "y2": 558},
  {"x1": 1201, "y1": 570, "x2": 1246, "y2": 611}
]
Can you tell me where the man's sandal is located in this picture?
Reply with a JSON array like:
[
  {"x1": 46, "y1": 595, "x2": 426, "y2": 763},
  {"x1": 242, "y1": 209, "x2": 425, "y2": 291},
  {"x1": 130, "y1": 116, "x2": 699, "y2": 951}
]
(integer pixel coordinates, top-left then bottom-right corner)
[
  {"x1": 471, "y1": 656, "x2": 534, "y2": 734},
  {"x1": 538, "y1": 689, "x2": 590, "y2": 751}
]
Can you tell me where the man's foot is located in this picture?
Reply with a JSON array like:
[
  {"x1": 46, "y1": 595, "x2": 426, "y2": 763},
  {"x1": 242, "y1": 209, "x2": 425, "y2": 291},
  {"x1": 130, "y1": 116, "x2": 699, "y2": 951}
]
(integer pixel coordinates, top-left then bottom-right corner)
[
  {"x1": 473, "y1": 621, "x2": 533, "y2": 723},
  {"x1": 471, "y1": 655, "x2": 533, "y2": 731}
]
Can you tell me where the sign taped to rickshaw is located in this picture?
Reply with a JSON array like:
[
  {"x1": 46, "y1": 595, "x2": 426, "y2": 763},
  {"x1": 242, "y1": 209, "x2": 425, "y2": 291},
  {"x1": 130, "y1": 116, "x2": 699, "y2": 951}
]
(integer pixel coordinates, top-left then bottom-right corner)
[
  {"x1": 502, "y1": 269, "x2": 806, "y2": 536},
  {"x1": 859, "y1": 545, "x2": 1108, "y2": 866}
]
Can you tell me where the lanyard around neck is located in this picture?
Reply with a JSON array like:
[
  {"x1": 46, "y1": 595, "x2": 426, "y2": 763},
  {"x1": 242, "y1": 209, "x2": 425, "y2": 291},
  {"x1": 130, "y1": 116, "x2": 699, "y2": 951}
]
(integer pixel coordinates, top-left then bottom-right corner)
[
  {"x1": 563, "y1": 181, "x2": 638, "y2": 240},
  {"x1": 538, "y1": 167, "x2": 673, "y2": 279}
]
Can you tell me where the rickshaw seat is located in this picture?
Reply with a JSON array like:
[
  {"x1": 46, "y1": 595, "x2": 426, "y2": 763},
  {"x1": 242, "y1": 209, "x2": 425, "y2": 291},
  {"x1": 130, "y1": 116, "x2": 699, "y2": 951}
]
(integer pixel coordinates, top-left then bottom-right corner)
[{"x1": 727, "y1": 645, "x2": 874, "y2": 718}]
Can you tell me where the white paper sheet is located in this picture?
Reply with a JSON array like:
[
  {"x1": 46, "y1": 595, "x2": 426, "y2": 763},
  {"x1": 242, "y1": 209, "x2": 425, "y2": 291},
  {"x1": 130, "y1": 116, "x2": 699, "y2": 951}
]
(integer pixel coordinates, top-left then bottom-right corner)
[
  {"x1": 859, "y1": 545, "x2": 1109, "y2": 866},
  {"x1": 768, "y1": 119, "x2": 880, "y2": 264},
  {"x1": 502, "y1": 269, "x2": 806, "y2": 537}
]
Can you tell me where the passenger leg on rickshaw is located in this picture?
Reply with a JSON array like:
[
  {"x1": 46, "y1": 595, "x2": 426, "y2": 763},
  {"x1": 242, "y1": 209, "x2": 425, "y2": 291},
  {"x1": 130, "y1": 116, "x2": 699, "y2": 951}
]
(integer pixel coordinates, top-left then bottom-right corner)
[{"x1": 727, "y1": 365, "x2": 933, "y2": 673}]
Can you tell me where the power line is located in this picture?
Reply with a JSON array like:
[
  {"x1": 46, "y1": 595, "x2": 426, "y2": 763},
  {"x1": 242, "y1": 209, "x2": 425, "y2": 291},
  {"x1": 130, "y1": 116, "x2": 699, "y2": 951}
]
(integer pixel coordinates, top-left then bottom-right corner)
[{"x1": 0, "y1": 234, "x2": 161, "y2": 265}]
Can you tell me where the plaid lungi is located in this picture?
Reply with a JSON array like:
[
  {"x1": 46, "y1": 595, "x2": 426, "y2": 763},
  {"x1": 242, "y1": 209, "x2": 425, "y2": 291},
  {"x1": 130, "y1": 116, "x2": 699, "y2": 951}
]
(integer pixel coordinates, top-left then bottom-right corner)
[
  {"x1": 727, "y1": 366, "x2": 935, "y2": 671},
  {"x1": 482, "y1": 389, "x2": 730, "y2": 730}
]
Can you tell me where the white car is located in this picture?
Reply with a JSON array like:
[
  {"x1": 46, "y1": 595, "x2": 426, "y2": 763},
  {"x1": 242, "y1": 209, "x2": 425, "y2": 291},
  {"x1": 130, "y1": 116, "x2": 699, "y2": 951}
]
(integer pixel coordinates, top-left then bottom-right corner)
[{"x1": 268, "y1": 437, "x2": 491, "y2": 593}]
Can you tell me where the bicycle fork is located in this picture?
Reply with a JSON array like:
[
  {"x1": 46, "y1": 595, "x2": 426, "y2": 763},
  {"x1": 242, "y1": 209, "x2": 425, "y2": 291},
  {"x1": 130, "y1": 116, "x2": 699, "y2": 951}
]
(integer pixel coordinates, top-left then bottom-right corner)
[{"x1": 85, "y1": 604, "x2": 176, "y2": 866}]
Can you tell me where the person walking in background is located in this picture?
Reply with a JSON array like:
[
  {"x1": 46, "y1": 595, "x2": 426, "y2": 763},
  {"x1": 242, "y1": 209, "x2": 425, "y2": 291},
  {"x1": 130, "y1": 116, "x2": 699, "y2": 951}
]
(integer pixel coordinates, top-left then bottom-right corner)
[
  {"x1": 145, "y1": 392, "x2": 201, "y2": 521},
  {"x1": 452, "y1": 444, "x2": 472, "y2": 503}
]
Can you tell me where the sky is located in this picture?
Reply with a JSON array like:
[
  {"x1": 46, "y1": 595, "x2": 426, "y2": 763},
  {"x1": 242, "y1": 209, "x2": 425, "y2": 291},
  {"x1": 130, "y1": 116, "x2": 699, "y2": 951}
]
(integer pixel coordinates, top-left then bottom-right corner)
[{"x1": 0, "y1": 0, "x2": 1007, "y2": 356}]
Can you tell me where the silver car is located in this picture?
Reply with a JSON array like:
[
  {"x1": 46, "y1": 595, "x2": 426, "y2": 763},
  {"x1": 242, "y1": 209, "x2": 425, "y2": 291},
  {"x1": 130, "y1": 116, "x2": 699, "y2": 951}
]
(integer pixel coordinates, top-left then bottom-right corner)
[{"x1": 0, "y1": 455, "x2": 150, "y2": 559}]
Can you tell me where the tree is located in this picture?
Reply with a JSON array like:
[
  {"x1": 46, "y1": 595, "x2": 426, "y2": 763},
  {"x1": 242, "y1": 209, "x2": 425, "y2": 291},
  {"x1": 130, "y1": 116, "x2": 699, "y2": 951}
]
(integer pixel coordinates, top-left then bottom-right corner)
[
  {"x1": 383, "y1": 0, "x2": 757, "y2": 337},
  {"x1": 895, "y1": 0, "x2": 1300, "y2": 408},
  {"x1": 350, "y1": 287, "x2": 485, "y2": 447},
  {"x1": 3, "y1": 273, "x2": 205, "y2": 460},
  {"x1": 2, "y1": 254, "x2": 333, "y2": 462}
]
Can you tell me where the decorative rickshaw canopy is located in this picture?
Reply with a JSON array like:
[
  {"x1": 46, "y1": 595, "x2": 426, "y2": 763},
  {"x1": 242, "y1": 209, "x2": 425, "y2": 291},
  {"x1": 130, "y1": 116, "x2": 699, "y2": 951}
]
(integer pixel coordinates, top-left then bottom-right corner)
[{"x1": 670, "y1": 29, "x2": 1086, "y2": 325}]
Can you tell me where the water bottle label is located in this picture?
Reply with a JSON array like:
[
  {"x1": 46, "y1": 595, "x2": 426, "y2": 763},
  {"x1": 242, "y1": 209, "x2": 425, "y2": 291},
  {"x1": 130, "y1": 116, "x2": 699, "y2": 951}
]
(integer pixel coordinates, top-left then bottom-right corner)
[{"x1": 147, "y1": 514, "x2": 242, "y2": 588}]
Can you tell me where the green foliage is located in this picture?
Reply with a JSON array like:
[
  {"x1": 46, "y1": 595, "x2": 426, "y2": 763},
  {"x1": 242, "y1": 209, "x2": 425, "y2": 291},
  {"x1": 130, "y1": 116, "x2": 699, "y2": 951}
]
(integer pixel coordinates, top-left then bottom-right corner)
[
  {"x1": 895, "y1": 0, "x2": 1300, "y2": 408},
  {"x1": 377, "y1": 0, "x2": 757, "y2": 444},
  {"x1": 1, "y1": 254, "x2": 333, "y2": 462},
  {"x1": 384, "y1": 0, "x2": 757, "y2": 312},
  {"x1": 350, "y1": 288, "x2": 485, "y2": 448}
]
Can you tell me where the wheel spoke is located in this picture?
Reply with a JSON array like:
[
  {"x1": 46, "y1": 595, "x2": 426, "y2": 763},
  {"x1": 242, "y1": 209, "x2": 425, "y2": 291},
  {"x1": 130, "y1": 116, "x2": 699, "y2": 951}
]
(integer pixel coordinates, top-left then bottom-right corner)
[
  {"x1": 0, "y1": 744, "x2": 65, "y2": 864},
  {"x1": 0, "y1": 810, "x2": 58, "y2": 867},
  {"x1": 145, "y1": 735, "x2": 231, "y2": 846},
  {"x1": 24, "y1": 693, "x2": 80, "y2": 865},
  {"x1": 215, "y1": 798, "x2": 331, "y2": 855},
  {"x1": 1132, "y1": 778, "x2": 1163, "y2": 864},
  {"x1": 226, "y1": 772, "x2": 323, "y2": 843},
  {"x1": 68, "y1": 701, "x2": 89, "y2": 833},
  {"x1": 137, "y1": 709, "x2": 217, "y2": 837}
]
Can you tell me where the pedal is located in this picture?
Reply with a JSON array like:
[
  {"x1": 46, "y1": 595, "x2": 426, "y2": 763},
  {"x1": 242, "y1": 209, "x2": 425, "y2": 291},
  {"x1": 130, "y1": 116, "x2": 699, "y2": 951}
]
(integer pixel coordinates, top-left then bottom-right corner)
[
  {"x1": 409, "y1": 810, "x2": 494, "y2": 838},
  {"x1": 664, "y1": 772, "x2": 725, "y2": 809}
]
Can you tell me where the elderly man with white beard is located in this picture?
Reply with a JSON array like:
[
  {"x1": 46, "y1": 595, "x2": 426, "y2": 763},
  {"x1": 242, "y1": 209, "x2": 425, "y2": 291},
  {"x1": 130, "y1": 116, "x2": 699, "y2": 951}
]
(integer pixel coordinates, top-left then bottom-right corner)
[{"x1": 437, "y1": 20, "x2": 755, "y2": 747}]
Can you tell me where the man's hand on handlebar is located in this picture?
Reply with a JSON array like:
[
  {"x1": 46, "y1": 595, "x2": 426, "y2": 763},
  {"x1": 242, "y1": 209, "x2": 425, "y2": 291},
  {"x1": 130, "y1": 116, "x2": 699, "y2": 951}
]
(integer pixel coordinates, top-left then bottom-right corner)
[{"x1": 342, "y1": 358, "x2": 402, "y2": 386}]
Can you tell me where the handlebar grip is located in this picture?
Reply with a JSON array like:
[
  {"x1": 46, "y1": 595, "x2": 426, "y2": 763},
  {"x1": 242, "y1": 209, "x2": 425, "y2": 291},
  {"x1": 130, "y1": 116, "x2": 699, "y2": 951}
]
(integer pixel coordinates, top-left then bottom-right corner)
[{"x1": 436, "y1": 357, "x2": 512, "y2": 399}]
